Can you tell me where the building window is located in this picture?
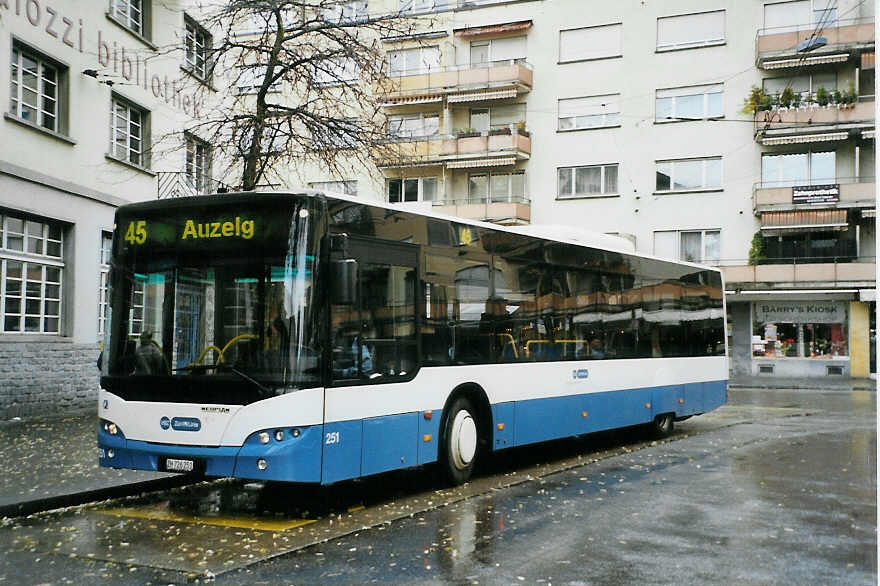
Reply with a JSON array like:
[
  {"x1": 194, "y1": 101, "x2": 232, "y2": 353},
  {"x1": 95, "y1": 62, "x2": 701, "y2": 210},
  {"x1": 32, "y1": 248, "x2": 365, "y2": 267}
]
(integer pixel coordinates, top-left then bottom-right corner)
[
  {"x1": 656, "y1": 10, "x2": 725, "y2": 51},
  {"x1": 387, "y1": 46, "x2": 442, "y2": 76},
  {"x1": 558, "y1": 94, "x2": 620, "y2": 130},
  {"x1": 655, "y1": 157, "x2": 722, "y2": 192},
  {"x1": 315, "y1": 57, "x2": 359, "y2": 86},
  {"x1": 236, "y1": 65, "x2": 282, "y2": 94},
  {"x1": 469, "y1": 36, "x2": 527, "y2": 65},
  {"x1": 559, "y1": 23, "x2": 622, "y2": 63},
  {"x1": 761, "y1": 151, "x2": 835, "y2": 187},
  {"x1": 186, "y1": 134, "x2": 212, "y2": 193},
  {"x1": 1, "y1": 213, "x2": 64, "y2": 334},
  {"x1": 557, "y1": 164, "x2": 619, "y2": 198},
  {"x1": 763, "y1": 72, "x2": 836, "y2": 99},
  {"x1": 184, "y1": 16, "x2": 211, "y2": 81},
  {"x1": 753, "y1": 302, "x2": 847, "y2": 360},
  {"x1": 763, "y1": 1, "x2": 837, "y2": 33},
  {"x1": 654, "y1": 229, "x2": 720, "y2": 264},
  {"x1": 9, "y1": 46, "x2": 63, "y2": 133},
  {"x1": 468, "y1": 171, "x2": 525, "y2": 203},
  {"x1": 309, "y1": 180, "x2": 358, "y2": 196},
  {"x1": 110, "y1": 96, "x2": 148, "y2": 167},
  {"x1": 388, "y1": 177, "x2": 437, "y2": 203},
  {"x1": 98, "y1": 232, "x2": 113, "y2": 339},
  {"x1": 399, "y1": 0, "x2": 449, "y2": 14},
  {"x1": 323, "y1": 0, "x2": 369, "y2": 23},
  {"x1": 655, "y1": 84, "x2": 723, "y2": 122},
  {"x1": 388, "y1": 113, "x2": 439, "y2": 138},
  {"x1": 109, "y1": 0, "x2": 148, "y2": 38},
  {"x1": 468, "y1": 104, "x2": 526, "y2": 133}
]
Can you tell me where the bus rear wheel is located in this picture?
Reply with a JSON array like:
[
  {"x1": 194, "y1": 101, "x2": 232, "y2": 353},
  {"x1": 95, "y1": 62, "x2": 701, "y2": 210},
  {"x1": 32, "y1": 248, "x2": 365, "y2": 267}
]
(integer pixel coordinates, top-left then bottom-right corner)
[
  {"x1": 651, "y1": 413, "x2": 674, "y2": 438},
  {"x1": 440, "y1": 397, "x2": 479, "y2": 485}
]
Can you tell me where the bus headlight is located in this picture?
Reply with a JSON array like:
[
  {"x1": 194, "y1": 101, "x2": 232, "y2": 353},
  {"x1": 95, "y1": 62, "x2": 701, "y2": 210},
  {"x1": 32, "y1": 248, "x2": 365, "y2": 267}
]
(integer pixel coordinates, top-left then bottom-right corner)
[
  {"x1": 274, "y1": 430, "x2": 285, "y2": 442},
  {"x1": 258, "y1": 432, "x2": 270, "y2": 444},
  {"x1": 102, "y1": 421, "x2": 118, "y2": 435},
  {"x1": 257, "y1": 458, "x2": 268, "y2": 470}
]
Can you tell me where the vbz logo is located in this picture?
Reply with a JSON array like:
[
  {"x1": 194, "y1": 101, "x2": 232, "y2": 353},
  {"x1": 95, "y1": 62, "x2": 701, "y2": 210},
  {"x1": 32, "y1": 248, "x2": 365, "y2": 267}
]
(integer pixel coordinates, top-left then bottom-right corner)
[{"x1": 572, "y1": 369, "x2": 589, "y2": 380}]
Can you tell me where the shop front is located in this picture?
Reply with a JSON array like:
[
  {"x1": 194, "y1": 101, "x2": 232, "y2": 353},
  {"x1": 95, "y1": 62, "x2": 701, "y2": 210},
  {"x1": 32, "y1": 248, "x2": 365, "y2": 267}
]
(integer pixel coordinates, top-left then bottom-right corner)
[{"x1": 748, "y1": 299, "x2": 864, "y2": 377}]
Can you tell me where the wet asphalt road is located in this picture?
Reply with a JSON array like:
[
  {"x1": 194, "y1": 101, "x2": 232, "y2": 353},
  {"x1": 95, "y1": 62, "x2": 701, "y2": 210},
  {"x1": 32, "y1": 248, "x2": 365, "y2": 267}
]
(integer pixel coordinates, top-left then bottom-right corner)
[{"x1": 0, "y1": 387, "x2": 875, "y2": 585}]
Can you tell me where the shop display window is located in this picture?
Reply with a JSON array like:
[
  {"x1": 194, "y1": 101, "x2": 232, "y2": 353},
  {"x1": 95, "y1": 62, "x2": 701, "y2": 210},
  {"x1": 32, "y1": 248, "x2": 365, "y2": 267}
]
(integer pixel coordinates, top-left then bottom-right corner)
[{"x1": 753, "y1": 315, "x2": 847, "y2": 359}]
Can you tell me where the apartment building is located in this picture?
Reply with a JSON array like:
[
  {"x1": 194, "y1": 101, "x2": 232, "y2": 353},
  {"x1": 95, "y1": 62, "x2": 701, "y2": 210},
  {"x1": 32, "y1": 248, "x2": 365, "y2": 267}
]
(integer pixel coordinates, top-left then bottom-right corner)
[
  {"x1": 0, "y1": 1, "x2": 217, "y2": 417},
  {"x1": 301, "y1": 0, "x2": 876, "y2": 380}
]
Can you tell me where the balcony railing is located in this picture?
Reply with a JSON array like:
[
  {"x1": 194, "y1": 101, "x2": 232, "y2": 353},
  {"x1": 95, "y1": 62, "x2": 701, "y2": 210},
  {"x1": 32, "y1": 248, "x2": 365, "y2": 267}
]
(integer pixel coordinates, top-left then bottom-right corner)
[
  {"x1": 755, "y1": 17, "x2": 874, "y2": 68},
  {"x1": 753, "y1": 177, "x2": 875, "y2": 210},
  {"x1": 432, "y1": 195, "x2": 531, "y2": 225},
  {"x1": 157, "y1": 172, "x2": 233, "y2": 199},
  {"x1": 376, "y1": 127, "x2": 531, "y2": 168},
  {"x1": 380, "y1": 60, "x2": 533, "y2": 102},
  {"x1": 720, "y1": 256, "x2": 876, "y2": 288},
  {"x1": 754, "y1": 99, "x2": 875, "y2": 143}
]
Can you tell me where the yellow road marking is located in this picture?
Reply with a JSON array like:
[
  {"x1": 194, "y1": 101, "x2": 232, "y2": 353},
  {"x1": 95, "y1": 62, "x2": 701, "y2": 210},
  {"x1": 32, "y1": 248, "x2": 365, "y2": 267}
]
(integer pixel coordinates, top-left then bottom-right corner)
[
  {"x1": 95, "y1": 506, "x2": 316, "y2": 531},
  {"x1": 347, "y1": 505, "x2": 365, "y2": 513}
]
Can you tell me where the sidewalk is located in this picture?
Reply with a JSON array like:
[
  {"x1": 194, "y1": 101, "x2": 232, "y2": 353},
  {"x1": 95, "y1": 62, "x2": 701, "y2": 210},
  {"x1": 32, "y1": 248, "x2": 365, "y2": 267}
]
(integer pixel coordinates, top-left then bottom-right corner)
[
  {"x1": 729, "y1": 374, "x2": 876, "y2": 391},
  {"x1": 0, "y1": 413, "x2": 190, "y2": 518}
]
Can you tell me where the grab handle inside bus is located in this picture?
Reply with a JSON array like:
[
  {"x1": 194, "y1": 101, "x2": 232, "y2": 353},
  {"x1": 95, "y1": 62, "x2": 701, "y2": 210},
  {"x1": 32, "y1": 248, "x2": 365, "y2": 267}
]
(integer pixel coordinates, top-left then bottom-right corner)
[{"x1": 330, "y1": 259, "x2": 358, "y2": 305}]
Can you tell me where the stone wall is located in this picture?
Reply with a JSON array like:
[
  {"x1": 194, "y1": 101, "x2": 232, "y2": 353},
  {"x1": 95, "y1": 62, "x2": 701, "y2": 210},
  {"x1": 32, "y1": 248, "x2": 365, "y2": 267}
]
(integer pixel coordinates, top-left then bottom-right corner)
[{"x1": 0, "y1": 341, "x2": 100, "y2": 420}]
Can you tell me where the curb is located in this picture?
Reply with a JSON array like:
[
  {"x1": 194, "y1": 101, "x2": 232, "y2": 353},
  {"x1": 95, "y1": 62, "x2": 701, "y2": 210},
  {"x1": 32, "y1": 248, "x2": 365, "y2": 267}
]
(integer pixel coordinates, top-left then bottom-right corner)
[{"x1": 0, "y1": 474, "x2": 199, "y2": 519}]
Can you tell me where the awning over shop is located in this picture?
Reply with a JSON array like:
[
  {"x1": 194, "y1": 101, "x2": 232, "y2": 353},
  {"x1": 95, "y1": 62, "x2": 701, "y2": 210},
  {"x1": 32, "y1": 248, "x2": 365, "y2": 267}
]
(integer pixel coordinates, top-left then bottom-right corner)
[
  {"x1": 861, "y1": 209, "x2": 876, "y2": 218},
  {"x1": 454, "y1": 20, "x2": 533, "y2": 39},
  {"x1": 763, "y1": 53, "x2": 849, "y2": 69},
  {"x1": 862, "y1": 129, "x2": 875, "y2": 140},
  {"x1": 761, "y1": 132, "x2": 849, "y2": 146},
  {"x1": 447, "y1": 88, "x2": 518, "y2": 103},
  {"x1": 760, "y1": 209, "x2": 848, "y2": 233},
  {"x1": 861, "y1": 51, "x2": 875, "y2": 70},
  {"x1": 446, "y1": 157, "x2": 516, "y2": 169}
]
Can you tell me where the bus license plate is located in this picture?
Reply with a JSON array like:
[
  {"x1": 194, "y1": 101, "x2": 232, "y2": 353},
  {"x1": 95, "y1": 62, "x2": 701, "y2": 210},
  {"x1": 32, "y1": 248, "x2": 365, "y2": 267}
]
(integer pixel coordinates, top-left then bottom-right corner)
[{"x1": 165, "y1": 458, "x2": 195, "y2": 472}]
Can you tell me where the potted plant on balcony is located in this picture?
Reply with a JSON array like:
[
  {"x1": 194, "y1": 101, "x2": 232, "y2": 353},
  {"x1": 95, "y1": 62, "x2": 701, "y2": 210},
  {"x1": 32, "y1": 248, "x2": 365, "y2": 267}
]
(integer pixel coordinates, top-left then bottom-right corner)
[
  {"x1": 740, "y1": 86, "x2": 773, "y2": 115},
  {"x1": 791, "y1": 91, "x2": 802, "y2": 109},
  {"x1": 454, "y1": 128, "x2": 481, "y2": 138},
  {"x1": 831, "y1": 89, "x2": 843, "y2": 107},
  {"x1": 748, "y1": 232, "x2": 766, "y2": 266},
  {"x1": 816, "y1": 86, "x2": 829, "y2": 107},
  {"x1": 779, "y1": 87, "x2": 794, "y2": 109}
]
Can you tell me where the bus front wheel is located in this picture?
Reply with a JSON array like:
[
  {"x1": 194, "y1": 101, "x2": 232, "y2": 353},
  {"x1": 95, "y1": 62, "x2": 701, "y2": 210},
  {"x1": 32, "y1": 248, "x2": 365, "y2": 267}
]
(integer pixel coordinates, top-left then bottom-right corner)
[{"x1": 441, "y1": 397, "x2": 479, "y2": 485}]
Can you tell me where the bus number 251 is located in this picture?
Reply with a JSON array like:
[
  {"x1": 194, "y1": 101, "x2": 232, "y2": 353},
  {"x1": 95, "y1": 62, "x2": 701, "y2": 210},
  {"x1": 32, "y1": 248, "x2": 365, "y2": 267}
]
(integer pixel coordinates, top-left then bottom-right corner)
[{"x1": 325, "y1": 431, "x2": 340, "y2": 445}]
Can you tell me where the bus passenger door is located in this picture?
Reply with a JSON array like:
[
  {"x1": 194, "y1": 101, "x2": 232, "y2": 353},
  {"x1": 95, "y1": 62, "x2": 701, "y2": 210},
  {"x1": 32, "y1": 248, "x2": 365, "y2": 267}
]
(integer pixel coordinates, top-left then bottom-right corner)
[{"x1": 322, "y1": 236, "x2": 420, "y2": 484}]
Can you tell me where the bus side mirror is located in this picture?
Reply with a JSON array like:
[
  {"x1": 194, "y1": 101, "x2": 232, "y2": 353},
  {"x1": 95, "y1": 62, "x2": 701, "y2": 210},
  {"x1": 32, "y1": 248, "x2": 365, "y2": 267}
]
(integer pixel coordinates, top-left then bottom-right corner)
[{"x1": 330, "y1": 259, "x2": 357, "y2": 305}]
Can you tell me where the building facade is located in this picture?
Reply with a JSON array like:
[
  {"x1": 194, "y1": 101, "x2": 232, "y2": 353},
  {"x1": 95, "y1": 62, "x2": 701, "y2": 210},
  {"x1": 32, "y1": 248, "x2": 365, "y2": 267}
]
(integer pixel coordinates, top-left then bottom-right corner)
[
  {"x1": 301, "y1": 0, "x2": 876, "y2": 380},
  {"x1": 0, "y1": 1, "x2": 216, "y2": 417},
  {"x1": 0, "y1": 1, "x2": 875, "y2": 419}
]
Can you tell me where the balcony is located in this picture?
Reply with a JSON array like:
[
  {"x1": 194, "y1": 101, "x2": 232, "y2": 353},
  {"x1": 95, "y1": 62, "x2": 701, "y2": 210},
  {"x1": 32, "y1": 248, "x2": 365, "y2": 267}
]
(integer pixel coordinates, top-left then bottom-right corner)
[
  {"x1": 754, "y1": 99, "x2": 875, "y2": 145},
  {"x1": 380, "y1": 61, "x2": 533, "y2": 106},
  {"x1": 157, "y1": 172, "x2": 232, "y2": 198},
  {"x1": 433, "y1": 196, "x2": 531, "y2": 225},
  {"x1": 720, "y1": 257, "x2": 876, "y2": 290},
  {"x1": 753, "y1": 178, "x2": 875, "y2": 212},
  {"x1": 376, "y1": 127, "x2": 531, "y2": 169},
  {"x1": 755, "y1": 17, "x2": 874, "y2": 69}
]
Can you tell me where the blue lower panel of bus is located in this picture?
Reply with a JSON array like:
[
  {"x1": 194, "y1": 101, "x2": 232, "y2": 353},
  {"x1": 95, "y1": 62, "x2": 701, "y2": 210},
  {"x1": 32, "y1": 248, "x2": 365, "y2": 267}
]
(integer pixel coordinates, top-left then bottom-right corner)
[
  {"x1": 98, "y1": 424, "x2": 324, "y2": 483},
  {"x1": 99, "y1": 382, "x2": 726, "y2": 484}
]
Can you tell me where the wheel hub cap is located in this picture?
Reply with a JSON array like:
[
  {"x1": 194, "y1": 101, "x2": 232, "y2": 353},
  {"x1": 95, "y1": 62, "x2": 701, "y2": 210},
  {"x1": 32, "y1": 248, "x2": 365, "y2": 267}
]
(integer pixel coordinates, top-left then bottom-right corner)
[{"x1": 450, "y1": 411, "x2": 477, "y2": 470}]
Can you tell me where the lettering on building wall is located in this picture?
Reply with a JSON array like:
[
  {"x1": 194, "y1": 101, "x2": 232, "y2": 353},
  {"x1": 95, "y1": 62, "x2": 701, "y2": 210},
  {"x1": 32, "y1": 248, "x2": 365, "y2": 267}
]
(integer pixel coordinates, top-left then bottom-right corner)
[{"x1": 1, "y1": 0, "x2": 201, "y2": 118}]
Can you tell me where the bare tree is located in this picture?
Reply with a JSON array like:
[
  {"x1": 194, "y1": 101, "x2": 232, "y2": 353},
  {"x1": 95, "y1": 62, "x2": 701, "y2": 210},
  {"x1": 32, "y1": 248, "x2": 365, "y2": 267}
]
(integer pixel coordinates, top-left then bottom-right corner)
[{"x1": 185, "y1": 0, "x2": 427, "y2": 191}]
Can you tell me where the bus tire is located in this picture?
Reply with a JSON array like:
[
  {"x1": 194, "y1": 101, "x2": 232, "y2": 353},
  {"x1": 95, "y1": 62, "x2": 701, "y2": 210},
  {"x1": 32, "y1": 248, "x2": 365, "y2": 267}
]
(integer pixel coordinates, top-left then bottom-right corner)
[
  {"x1": 440, "y1": 397, "x2": 479, "y2": 485},
  {"x1": 651, "y1": 413, "x2": 674, "y2": 438}
]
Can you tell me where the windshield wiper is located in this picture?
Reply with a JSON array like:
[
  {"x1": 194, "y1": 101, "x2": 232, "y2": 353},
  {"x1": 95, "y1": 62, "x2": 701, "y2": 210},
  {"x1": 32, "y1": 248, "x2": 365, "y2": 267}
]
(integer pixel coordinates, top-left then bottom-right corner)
[
  {"x1": 215, "y1": 364, "x2": 273, "y2": 396},
  {"x1": 171, "y1": 363, "x2": 273, "y2": 396}
]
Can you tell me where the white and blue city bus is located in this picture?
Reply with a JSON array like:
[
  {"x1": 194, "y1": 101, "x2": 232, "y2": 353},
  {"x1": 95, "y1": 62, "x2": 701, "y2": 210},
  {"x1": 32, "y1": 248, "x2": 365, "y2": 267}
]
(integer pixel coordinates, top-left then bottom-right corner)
[{"x1": 99, "y1": 191, "x2": 728, "y2": 485}]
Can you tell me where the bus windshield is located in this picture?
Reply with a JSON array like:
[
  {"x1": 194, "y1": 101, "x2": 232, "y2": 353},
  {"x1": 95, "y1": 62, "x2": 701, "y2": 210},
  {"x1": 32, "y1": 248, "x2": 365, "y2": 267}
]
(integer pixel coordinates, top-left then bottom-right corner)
[{"x1": 102, "y1": 197, "x2": 320, "y2": 403}]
